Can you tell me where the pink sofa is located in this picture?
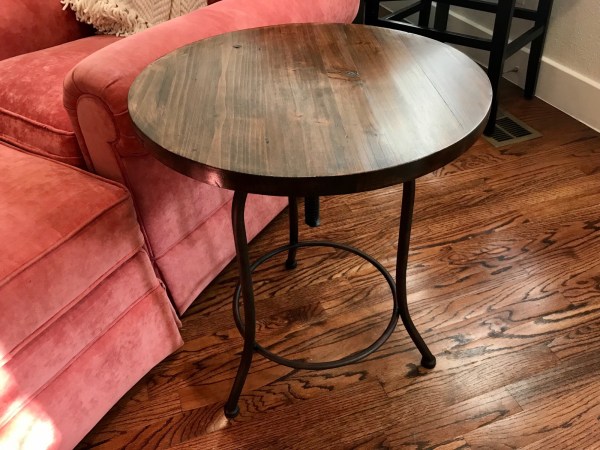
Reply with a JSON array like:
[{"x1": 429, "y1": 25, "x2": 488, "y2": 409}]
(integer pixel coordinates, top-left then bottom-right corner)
[
  {"x1": 0, "y1": 143, "x2": 183, "y2": 450},
  {"x1": 0, "y1": 0, "x2": 359, "y2": 448}
]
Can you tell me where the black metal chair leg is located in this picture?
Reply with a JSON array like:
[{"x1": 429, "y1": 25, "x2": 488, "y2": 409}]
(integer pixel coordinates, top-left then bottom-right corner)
[
  {"x1": 354, "y1": 0, "x2": 366, "y2": 24},
  {"x1": 364, "y1": 0, "x2": 380, "y2": 25},
  {"x1": 304, "y1": 196, "x2": 320, "y2": 227},
  {"x1": 433, "y1": 2, "x2": 450, "y2": 31},
  {"x1": 285, "y1": 196, "x2": 298, "y2": 269},
  {"x1": 224, "y1": 191, "x2": 256, "y2": 419},
  {"x1": 397, "y1": 180, "x2": 436, "y2": 369},
  {"x1": 524, "y1": 0, "x2": 554, "y2": 99},
  {"x1": 484, "y1": 0, "x2": 516, "y2": 136},
  {"x1": 418, "y1": 0, "x2": 433, "y2": 27}
]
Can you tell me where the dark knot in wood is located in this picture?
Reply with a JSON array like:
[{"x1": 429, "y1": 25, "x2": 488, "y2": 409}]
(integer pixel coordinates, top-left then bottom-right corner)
[{"x1": 326, "y1": 68, "x2": 361, "y2": 81}]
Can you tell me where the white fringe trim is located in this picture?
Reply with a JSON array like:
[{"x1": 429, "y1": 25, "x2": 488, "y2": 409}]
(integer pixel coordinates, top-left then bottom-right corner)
[{"x1": 61, "y1": 0, "x2": 207, "y2": 36}]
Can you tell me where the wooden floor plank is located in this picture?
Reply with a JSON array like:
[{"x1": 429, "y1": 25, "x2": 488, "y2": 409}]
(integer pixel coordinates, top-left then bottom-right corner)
[
  {"x1": 383, "y1": 387, "x2": 522, "y2": 448},
  {"x1": 519, "y1": 416, "x2": 600, "y2": 450},
  {"x1": 548, "y1": 316, "x2": 600, "y2": 361},
  {"x1": 77, "y1": 83, "x2": 600, "y2": 449},
  {"x1": 462, "y1": 354, "x2": 600, "y2": 449},
  {"x1": 169, "y1": 381, "x2": 392, "y2": 450}
]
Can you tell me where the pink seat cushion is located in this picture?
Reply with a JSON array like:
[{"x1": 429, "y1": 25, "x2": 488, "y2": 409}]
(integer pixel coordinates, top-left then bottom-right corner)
[
  {"x1": 0, "y1": 279, "x2": 182, "y2": 449},
  {"x1": 0, "y1": 251, "x2": 180, "y2": 436},
  {"x1": 0, "y1": 145, "x2": 144, "y2": 362},
  {"x1": 0, "y1": 36, "x2": 120, "y2": 167}
]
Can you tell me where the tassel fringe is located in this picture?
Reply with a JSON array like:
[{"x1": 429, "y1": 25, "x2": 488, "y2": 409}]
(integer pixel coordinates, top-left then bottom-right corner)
[{"x1": 61, "y1": 0, "x2": 207, "y2": 36}]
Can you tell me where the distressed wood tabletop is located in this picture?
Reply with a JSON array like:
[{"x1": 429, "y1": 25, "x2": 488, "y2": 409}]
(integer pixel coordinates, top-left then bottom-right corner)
[{"x1": 129, "y1": 23, "x2": 491, "y2": 195}]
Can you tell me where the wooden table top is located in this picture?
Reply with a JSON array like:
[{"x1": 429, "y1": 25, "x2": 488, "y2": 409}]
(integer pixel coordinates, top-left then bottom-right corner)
[{"x1": 129, "y1": 24, "x2": 492, "y2": 196}]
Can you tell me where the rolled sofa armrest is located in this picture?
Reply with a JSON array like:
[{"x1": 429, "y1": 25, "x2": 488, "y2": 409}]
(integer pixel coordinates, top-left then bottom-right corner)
[
  {"x1": 0, "y1": 0, "x2": 93, "y2": 61},
  {"x1": 64, "y1": 0, "x2": 360, "y2": 177}
]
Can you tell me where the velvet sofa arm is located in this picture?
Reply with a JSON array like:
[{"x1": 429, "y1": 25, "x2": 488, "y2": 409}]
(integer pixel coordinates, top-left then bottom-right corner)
[
  {"x1": 64, "y1": 0, "x2": 360, "y2": 175},
  {"x1": 0, "y1": 0, "x2": 93, "y2": 61}
]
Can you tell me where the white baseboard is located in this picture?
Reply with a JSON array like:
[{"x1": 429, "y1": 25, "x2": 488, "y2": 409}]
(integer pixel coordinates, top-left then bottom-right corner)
[{"x1": 445, "y1": 10, "x2": 600, "y2": 132}]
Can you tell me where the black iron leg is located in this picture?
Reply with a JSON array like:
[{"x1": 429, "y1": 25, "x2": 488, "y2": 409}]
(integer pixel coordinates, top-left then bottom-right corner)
[
  {"x1": 224, "y1": 191, "x2": 256, "y2": 418},
  {"x1": 304, "y1": 196, "x2": 320, "y2": 227},
  {"x1": 354, "y1": 0, "x2": 366, "y2": 24},
  {"x1": 524, "y1": 0, "x2": 554, "y2": 99},
  {"x1": 433, "y1": 2, "x2": 450, "y2": 31},
  {"x1": 364, "y1": 0, "x2": 380, "y2": 24},
  {"x1": 397, "y1": 181, "x2": 436, "y2": 369},
  {"x1": 285, "y1": 196, "x2": 298, "y2": 269},
  {"x1": 484, "y1": 0, "x2": 516, "y2": 136},
  {"x1": 418, "y1": 0, "x2": 433, "y2": 27}
]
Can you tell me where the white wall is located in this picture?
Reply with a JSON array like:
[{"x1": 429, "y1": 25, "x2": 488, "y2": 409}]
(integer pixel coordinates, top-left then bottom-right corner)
[
  {"x1": 543, "y1": 1, "x2": 600, "y2": 81},
  {"x1": 381, "y1": 1, "x2": 600, "y2": 131}
]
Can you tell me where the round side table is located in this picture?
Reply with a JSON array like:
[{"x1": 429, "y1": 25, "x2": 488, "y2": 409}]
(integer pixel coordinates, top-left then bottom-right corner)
[{"x1": 129, "y1": 23, "x2": 492, "y2": 418}]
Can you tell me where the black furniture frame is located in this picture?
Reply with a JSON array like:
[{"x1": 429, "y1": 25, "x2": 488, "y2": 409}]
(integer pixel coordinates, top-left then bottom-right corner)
[
  {"x1": 362, "y1": 0, "x2": 554, "y2": 135},
  {"x1": 224, "y1": 184, "x2": 436, "y2": 418}
]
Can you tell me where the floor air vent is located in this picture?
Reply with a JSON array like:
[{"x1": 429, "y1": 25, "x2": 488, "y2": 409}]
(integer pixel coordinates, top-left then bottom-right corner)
[{"x1": 484, "y1": 110, "x2": 541, "y2": 147}]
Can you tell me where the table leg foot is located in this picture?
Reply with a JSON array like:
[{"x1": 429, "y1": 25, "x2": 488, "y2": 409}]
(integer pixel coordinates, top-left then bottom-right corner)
[
  {"x1": 224, "y1": 404, "x2": 240, "y2": 419},
  {"x1": 399, "y1": 305, "x2": 436, "y2": 368},
  {"x1": 285, "y1": 259, "x2": 298, "y2": 270},
  {"x1": 421, "y1": 355, "x2": 436, "y2": 369}
]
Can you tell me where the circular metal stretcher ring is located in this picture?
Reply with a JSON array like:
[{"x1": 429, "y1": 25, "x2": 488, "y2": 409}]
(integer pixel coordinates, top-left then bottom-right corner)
[{"x1": 232, "y1": 241, "x2": 399, "y2": 370}]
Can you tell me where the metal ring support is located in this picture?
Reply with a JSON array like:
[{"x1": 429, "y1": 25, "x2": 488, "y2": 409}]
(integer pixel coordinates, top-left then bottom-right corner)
[
  {"x1": 225, "y1": 183, "x2": 436, "y2": 419},
  {"x1": 232, "y1": 241, "x2": 399, "y2": 370}
]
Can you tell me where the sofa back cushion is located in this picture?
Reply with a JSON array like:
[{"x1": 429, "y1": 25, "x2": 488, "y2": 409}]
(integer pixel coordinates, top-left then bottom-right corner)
[{"x1": 0, "y1": 0, "x2": 93, "y2": 61}]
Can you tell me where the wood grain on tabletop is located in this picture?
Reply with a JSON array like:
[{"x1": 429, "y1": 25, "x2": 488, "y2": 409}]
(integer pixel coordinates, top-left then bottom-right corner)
[{"x1": 129, "y1": 23, "x2": 491, "y2": 196}]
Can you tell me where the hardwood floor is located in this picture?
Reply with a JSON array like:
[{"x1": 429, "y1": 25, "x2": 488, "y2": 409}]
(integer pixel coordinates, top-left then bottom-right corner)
[{"x1": 77, "y1": 83, "x2": 600, "y2": 449}]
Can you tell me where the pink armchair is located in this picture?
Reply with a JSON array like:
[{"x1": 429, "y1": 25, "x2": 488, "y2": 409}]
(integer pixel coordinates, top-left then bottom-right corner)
[{"x1": 0, "y1": 0, "x2": 359, "y2": 448}]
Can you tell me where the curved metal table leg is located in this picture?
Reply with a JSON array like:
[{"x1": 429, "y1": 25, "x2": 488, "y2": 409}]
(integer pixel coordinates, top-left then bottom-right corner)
[
  {"x1": 224, "y1": 191, "x2": 256, "y2": 418},
  {"x1": 285, "y1": 196, "x2": 298, "y2": 269},
  {"x1": 397, "y1": 180, "x2": 436, "y2": 369},
  {"x1": 225, "y1": 182, "x2": 435, "y2": 418}
]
